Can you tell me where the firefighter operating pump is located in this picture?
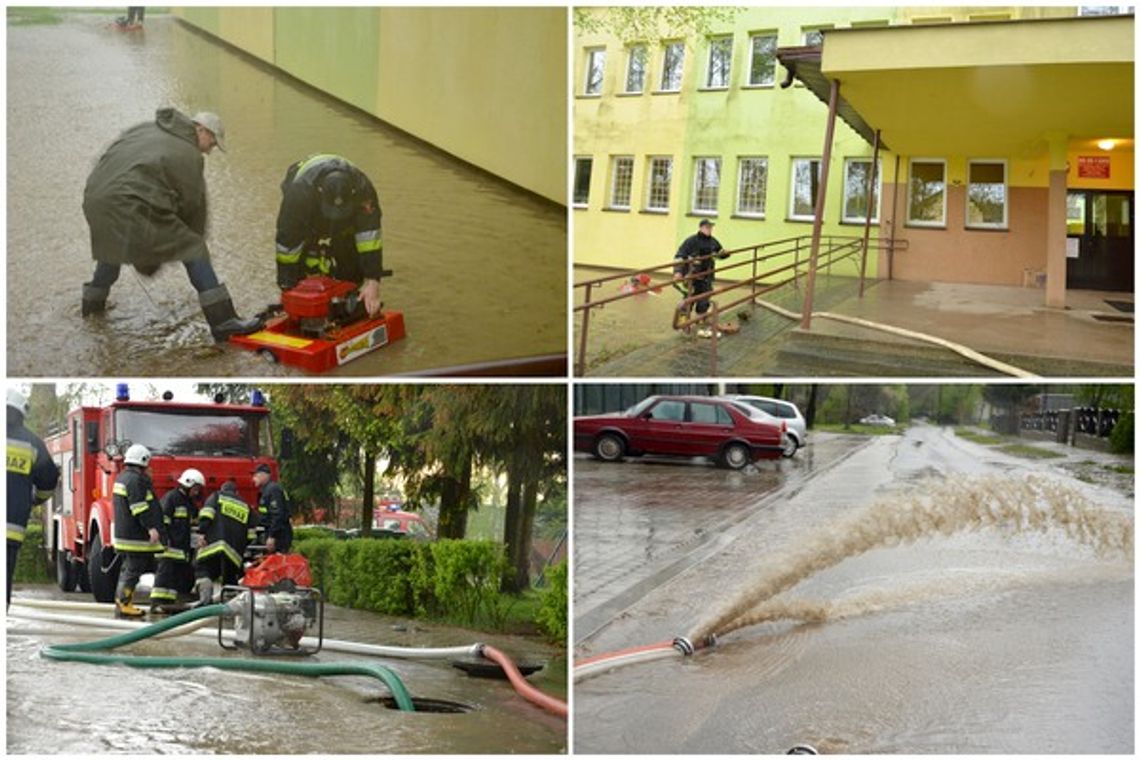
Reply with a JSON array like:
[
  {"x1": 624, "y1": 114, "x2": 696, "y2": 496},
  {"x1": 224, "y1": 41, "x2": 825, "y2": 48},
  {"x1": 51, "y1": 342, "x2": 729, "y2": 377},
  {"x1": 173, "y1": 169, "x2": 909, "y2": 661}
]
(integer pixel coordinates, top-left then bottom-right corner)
[{"x1": 42, "y1": 386, "x2": 284, "y2": 604}]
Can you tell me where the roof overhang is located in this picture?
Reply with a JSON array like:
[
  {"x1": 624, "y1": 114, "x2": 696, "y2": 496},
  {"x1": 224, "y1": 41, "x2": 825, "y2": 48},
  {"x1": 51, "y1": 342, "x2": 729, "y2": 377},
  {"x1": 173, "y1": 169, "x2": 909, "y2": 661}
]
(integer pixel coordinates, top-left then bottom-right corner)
[{"x1": 781, "y1": 15, "x2": 1133, "y2": 157}]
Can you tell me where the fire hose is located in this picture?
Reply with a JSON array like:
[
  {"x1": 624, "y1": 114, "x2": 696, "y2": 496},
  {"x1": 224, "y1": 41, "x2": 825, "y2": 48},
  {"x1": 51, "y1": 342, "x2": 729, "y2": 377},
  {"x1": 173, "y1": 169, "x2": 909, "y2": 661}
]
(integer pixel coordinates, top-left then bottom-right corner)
[
  {"x1": 37, "y1": 603, "x2": 416, "y2": 712},
  {"x1": 479, "y1": 644, "x2": 568, "y2": 718},
  {"x1": 574, "y1": 637, "x2": 712, "y2": 683}
]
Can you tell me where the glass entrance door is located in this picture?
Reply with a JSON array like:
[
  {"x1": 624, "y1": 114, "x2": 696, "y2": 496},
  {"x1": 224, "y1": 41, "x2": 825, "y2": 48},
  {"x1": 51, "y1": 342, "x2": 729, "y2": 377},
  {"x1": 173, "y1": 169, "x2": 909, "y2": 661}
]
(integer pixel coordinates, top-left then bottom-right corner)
[{"x1": 1066, "y1": 190, "x2": 1133, "y2": 291}]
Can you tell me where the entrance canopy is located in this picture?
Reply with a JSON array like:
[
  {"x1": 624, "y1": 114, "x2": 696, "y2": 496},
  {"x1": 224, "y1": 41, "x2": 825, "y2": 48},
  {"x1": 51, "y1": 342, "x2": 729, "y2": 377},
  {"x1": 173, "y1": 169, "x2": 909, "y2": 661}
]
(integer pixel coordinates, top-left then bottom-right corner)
[{"x1": 780, "y1": 15, "x2": 1133, "y2": 157}]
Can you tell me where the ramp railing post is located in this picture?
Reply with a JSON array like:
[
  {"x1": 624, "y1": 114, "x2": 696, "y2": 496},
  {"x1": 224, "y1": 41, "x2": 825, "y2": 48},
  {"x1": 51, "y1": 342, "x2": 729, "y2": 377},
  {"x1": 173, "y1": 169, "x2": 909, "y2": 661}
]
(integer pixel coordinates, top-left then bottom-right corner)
[
  {"x1": 802, "y1": 77, "x2": 840, "y2": 330},
  {"x1": 575, "y1": 283, "x2": 593, "y2": 376}
]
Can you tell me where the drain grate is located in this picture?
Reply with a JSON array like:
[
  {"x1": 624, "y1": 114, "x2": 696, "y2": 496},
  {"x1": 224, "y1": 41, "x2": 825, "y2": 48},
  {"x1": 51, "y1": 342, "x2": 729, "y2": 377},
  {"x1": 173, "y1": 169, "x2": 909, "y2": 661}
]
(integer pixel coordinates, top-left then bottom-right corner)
[{"x1": 1092, "y1": 313, "x2": 1133, "y2": 324}]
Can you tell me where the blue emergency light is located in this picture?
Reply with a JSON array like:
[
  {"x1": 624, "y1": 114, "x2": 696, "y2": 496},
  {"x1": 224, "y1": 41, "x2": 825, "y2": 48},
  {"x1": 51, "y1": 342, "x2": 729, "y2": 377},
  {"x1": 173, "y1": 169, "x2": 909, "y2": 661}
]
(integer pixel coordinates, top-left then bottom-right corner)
[
  {"x1": 251, "y1": 389, "x2": 266, "y2": 407},
  {"x1": 115, "y1": 383, "x2": 130, "y2": 401}
]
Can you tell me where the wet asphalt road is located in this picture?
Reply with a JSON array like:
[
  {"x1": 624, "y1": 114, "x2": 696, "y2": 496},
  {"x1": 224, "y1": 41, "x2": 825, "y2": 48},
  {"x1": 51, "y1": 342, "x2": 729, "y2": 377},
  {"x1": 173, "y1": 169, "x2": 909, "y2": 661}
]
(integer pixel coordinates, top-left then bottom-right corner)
[{"x1": 573, "y1": 424, "x2": 1133, "y2": 753}]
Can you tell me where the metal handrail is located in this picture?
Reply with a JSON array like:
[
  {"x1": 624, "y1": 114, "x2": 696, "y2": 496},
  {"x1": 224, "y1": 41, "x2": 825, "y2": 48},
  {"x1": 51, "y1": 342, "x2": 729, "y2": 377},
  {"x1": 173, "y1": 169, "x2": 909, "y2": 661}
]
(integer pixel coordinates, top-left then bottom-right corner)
[{"x1": 574, "y1": 234, "x2": 906, "y2": 375}]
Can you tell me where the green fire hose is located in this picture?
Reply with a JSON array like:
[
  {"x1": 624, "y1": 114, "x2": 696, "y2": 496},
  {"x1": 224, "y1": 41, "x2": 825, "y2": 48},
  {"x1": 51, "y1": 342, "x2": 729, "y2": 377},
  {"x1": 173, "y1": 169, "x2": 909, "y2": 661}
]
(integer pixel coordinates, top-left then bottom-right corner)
[{"x1": 40, "y1": 604, "x2": 415, "y2": 712}]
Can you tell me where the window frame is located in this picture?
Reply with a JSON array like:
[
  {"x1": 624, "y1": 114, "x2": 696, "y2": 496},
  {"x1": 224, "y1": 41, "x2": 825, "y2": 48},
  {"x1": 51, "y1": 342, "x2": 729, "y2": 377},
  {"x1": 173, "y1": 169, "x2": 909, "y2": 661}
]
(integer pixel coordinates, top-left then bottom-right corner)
[
  {"x1": 659, "y1": 40, "x2": 685, "y2": 92},
  {"x1": 691, "y1": 156, "x2": 722, "y2": 216},
  {"x1": 608, "y1": 155, "x2": 635, "y2": 211},
  {"x1": 841, "y1": 157, "x2": 882, "y2": 224},
  {"x1": 801, "y1": 26, "x2": 831, "y2": 46},
  {"x1": 644, "y1": 155, "x2": 674, "y2": 212},
  {"x1": 583, "y1": 47, "x2": 606, "y2": 96},
  {"x1": 746, "y1": 32, "x2": 778, "y2": 87},
  {"x1": 735, "y1": 156, "x2": 769, "y2": 218},
  {"x1": 788, "y1": 157, "x2": 823, "y2": 222},
  {"x1": 906, "y1": 158, "x2": 948, "y2": 228},
  {"x1": 573, "y1": 156, "x2": 593, "y2": 209},
  {"x1": 704, "y1": 35, "x2": 733, "y2": 89},
  {"x1": 624, "y1": 44, "x2": 648, "y2": 94},
  {"x1": 965, "y1": 158, "x2": 1009, "y2": 230}
]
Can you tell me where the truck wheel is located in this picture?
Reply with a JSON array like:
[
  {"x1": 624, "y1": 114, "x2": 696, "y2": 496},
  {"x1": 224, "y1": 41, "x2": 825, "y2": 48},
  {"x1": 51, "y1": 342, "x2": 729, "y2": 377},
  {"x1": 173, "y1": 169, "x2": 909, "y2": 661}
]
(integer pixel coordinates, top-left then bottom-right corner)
[
  {"x1": 593, "y1": 433, "x2": 626, "y2": 462},
  {"x1": 75, "y1": 557, "x2": 91, "y2": 593},
  {"x1": 55, "y1": 548, "x2": 75, "y2": 592},
  {"x1": 87, "y1": 531, "x2": 119, "y2": 603},
  {"x1": 720, "y1": 442, "x2": 751, "y2": 470}
]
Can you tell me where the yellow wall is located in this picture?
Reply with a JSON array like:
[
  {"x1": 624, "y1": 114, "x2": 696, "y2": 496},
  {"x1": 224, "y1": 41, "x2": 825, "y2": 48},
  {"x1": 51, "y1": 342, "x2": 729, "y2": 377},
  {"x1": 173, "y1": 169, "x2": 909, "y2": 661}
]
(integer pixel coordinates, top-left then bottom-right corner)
[{"x1": 174, "y1": 7, "x2": 566, "y2": 204}]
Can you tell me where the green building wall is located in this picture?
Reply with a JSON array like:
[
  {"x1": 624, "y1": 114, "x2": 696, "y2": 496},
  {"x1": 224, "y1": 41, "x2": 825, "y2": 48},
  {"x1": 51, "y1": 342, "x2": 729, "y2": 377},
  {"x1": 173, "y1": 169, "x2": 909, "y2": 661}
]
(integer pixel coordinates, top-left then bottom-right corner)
[{"x1": 175, "y1": 7, "x2": 567, "y2": 205}]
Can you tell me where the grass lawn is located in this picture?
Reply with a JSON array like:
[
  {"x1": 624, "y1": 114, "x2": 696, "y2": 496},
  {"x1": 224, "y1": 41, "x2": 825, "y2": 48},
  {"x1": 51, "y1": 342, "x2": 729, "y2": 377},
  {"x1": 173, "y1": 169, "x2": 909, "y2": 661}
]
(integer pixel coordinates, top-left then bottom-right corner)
[
  {"x1": 997, "y1": 444, "x2": 1066, "y2": 460},
  {"x1": 954, "y1": 428, "x2": 1005, "y2": 446},
  {"x1": 816, "y1": 423, "x2": 906, "y2": 436},
  {"x1": 1105, "y1": 464, "x2": 1135, "y2": 475}
]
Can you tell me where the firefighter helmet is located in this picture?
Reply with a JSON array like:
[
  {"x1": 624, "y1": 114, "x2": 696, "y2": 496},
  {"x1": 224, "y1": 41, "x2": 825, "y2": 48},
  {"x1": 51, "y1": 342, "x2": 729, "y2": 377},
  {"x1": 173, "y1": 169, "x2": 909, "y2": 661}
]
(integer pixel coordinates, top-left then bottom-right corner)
[
  {"x1": 123, "y1": 444, "x2": 152, "y2": 467},
  {"x1": 178, "y1": 468, "x2": 205, "y2": 488},
  {"x1": 6, "y1": 389, "x2": 29, "y2": 417}
]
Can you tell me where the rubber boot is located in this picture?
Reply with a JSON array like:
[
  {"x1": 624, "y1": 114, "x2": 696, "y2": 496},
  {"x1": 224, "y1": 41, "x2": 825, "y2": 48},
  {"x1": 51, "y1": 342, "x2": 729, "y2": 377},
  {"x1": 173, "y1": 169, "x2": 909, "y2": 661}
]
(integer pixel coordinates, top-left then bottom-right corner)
[
  {"x1": 199, "y1": 284, "x2": 263, "y2": 342},
  {"x1": 81, "y1": 284, "x2": 109, "y2": 317},
  {"x1": 194, "y1": 578, "x2": 214, "y2": 607},
  {"x1": 115, "y1": 589, "x2": 145, "y2": 619}
]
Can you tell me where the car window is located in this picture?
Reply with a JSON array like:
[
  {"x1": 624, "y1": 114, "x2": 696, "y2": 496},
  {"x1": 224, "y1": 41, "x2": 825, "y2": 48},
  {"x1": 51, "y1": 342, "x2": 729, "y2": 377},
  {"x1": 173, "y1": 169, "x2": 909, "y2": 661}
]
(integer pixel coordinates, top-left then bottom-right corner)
[
  {"x1": 691, "y1": 402, "x2": 731, "y2": 425},
  {"x1": 647, "y1": 400, "x2": 685, "y2": 421},
  {"x1": 382, "y1": 519, "x2": 404, "y2": 532},
  {"x1": 754, "y1": 400, "x2": 776, "y2": 415},
  {"x1": 773, "y1": 403, "x2": 796, "y2": 419}
]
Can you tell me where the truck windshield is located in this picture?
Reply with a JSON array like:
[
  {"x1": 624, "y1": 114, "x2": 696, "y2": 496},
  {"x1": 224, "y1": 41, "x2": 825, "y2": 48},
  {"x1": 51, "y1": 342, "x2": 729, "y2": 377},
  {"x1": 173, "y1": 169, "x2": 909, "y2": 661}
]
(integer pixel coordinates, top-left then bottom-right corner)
[{"x1": 114, "y1": 408, "x2": 268, "y2": 457}]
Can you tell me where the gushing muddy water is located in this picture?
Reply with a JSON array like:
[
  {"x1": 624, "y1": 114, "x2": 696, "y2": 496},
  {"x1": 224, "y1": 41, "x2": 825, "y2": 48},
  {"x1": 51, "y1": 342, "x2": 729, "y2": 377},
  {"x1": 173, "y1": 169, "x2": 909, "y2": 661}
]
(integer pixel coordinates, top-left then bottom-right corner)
[{"x1": 7, "y1": 12, "x2": 565, "y2": 376}]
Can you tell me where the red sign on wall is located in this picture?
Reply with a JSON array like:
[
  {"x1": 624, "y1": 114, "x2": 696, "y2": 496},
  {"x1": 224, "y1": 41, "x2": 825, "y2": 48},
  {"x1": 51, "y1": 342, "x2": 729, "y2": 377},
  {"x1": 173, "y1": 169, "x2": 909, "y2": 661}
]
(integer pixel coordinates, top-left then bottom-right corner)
[{"x1": 1077, "y1": 156, "x2": 1111, "y2": 179}]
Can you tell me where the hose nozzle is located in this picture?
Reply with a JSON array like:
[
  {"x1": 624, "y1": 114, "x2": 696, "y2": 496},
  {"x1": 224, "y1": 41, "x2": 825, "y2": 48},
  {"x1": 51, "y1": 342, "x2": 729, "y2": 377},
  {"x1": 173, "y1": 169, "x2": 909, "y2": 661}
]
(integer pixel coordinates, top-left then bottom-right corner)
[{"x1": 672, "y1": 636, "x2": 695, "y2": 655}]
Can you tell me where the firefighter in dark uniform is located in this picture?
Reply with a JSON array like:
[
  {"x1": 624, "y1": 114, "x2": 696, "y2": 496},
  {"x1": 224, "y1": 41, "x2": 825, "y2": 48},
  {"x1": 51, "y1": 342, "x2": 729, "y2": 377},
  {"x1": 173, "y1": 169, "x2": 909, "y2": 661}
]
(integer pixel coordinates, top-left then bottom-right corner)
[
  {"x1": 274, "y1": 154, "x2": 386, "y2": 318},
  {"x1": 81, "y1": 107, "x2": 262, "y2": 341},
  {"x1": 673, "y1": 218, "x2": 728, "y2": 336},
  {"x1": 150, "y1": 468, "x2": 204, "y2": 609},
  {"x1": 112, "y1": 444, "x2": 165, "y2": 618},
  {"x1": 252, "y1": 463, "x2": 292, "y2": 554},
  {"x1": 193, "y1": 480, "x2": 257, "y2": 605},
  {"x1": 7, "y1": 390, "x2": 60, "y2": 609}
]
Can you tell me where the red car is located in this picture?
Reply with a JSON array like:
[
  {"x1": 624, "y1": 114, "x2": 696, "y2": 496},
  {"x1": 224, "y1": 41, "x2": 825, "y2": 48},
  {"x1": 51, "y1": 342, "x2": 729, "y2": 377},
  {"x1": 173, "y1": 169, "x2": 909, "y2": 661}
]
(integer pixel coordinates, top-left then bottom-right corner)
[{"x1": 574, "y1": 395, "x2": 786, "y2": 470}]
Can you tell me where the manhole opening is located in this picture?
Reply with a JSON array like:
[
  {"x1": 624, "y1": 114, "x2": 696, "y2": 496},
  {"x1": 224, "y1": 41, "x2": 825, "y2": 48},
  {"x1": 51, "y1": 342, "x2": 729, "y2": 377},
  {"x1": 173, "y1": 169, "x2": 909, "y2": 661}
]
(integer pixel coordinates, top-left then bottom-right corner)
[
  {"x1": 378, "y1": 697, "x2": 475, "y2": 713},
  {"x1": 1092, "y1": 314, "x2": 1133, "y2": 323}
]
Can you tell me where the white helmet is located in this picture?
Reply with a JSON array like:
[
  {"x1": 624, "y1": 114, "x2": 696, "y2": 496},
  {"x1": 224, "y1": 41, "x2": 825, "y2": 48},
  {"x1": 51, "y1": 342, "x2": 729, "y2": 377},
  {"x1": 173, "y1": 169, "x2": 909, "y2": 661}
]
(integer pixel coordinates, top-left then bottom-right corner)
[
  {"x1": 123, "y1": 444, "x2": 152, "y2": 467},
  {"x1": 178, "y1": 468, "x2": 205, "y2": 488},
  {"x1": 7, "y1": 389, "x2": 29, "y2": 416}
]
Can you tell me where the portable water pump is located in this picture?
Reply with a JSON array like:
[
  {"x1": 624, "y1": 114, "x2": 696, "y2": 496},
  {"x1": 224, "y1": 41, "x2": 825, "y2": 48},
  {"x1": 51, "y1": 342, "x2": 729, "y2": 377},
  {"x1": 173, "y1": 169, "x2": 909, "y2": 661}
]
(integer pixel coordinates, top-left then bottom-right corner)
[{"x1": 217, "y1": 553, "x2": 324, "y2": 655}]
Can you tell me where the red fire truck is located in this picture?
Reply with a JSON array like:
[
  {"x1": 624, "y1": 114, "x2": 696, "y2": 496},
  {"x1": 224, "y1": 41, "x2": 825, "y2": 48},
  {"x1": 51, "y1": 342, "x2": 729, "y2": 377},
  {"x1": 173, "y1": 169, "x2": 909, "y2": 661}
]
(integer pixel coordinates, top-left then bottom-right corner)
[{"x1": 42, "y1": 386, "x2": 286, "y2": 603}]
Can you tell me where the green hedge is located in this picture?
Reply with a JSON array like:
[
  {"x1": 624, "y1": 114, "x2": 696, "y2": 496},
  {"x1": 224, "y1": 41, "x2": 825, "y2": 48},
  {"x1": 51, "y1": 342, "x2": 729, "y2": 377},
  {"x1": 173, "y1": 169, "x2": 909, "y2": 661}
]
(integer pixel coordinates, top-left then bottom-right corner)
[
  {"x1": 1110, "y1": 412, "x2": 1134, "y2": 455},
  {"x1": 13, "y1": 522, "x2": 52, "y2": 584},
  {"x1": 535, "y1": 559, "x2": 567, "y2": 643},
  {"x1": 294, "y1": 537, "x2": 508, "y2": 627}
]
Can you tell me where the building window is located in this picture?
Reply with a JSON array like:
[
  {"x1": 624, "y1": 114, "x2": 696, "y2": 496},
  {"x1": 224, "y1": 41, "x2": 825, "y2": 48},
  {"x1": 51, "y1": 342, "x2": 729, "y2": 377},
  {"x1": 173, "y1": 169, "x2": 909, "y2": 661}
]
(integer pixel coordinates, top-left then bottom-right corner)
[
  {"x1": 692, "y1": 157, "x2": 722, "y2": 214},
  {"x1": 609, "y1": 156, "x2": 634, "y2": 210},
  {"x1": 842, "y1": 158, "x2": 881, "y2": 223},
  {"x1": 584, "y1": 48, "x2": 606, "y2": 95},
  {"x1": 802, "y1": 26, "x2": 830, "y2": 46},
  {"x1": 646, "y1": 156, "x2": 673, "y2": 211},
  {"x1": 748, "y1": 33, "x2": 778, "y2": 86},
  {"x1": 1078, "y1": 6, "x2": 1131, "y2": 16},
  {"x1": 660, "y1": 41, "x2": 685, "y2": 91},
  {"x1": 907, "y1": 159, "x2": 947, "y2": 226},
  {"x1": 705, "y1": 35, "x2": 733, "y2": 88},
  {"x1": 625, "y1": 45, "x2": 647, "y2": 93},
  {"x1": 789, "y1": 158, "x2": 822, "y2": 220},
  {"x1": 573, "y1": 157, "x2": 593, "y2": 208},
  {"x1": 736, "y1": 157, "x2": 768, "y2": 217},
  {"x1": 966, "y1": 160, "x2": 1008, "y2": 229}
]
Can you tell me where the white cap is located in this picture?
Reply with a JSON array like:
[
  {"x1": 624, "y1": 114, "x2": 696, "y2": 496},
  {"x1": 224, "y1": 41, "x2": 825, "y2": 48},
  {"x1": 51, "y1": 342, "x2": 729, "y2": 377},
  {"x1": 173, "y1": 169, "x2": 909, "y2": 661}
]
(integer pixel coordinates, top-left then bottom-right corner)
[
  {"x1": 124, "y1": 444, "x2": 152, "y2": 467},
  {"x1": 178, "y1": 468, "x2": 205, "y2": 488},
  {"x1": 7, "y1": 389, "x2": 28, "y2": 416},
  {"x1": 191, "y1": 111, "x2": 226, "y2": 151}
]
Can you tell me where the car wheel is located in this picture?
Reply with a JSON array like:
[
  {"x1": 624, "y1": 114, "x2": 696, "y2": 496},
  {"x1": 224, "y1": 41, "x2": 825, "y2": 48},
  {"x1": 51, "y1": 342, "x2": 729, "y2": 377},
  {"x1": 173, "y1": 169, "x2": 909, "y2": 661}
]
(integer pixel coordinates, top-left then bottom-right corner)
[
  {"x1": 781, "y1": 435, "x2": 799, "y2": 458},
  {"x1": 721, "y1": 442, "x2": 751, "y2": 470},
  {"x1": 593, "y1": 433, "x2": 626, "y2": 462}
]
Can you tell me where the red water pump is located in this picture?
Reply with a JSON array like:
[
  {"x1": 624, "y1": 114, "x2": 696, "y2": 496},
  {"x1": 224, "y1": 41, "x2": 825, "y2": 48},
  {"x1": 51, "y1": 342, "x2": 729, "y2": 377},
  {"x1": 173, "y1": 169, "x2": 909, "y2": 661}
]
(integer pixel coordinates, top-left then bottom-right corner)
[{"x1": 229, "y1": 275, "x2": 406, "y2": 373}]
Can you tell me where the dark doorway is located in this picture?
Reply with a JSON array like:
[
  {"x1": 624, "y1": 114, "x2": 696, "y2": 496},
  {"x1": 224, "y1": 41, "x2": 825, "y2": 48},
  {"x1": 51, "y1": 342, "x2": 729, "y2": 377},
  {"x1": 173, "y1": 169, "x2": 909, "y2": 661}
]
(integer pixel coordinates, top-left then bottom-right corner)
[{"x1": 1066, "y1": 190, "x2": 1133, "y2": 292}]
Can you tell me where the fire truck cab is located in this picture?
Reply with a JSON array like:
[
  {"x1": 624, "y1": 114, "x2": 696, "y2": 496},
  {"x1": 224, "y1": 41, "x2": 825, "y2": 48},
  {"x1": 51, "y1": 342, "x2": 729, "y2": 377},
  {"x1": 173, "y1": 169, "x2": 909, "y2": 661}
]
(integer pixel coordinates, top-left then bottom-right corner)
[{"x1": 43, "y1": 387, "x2": 283, "y2": 603}]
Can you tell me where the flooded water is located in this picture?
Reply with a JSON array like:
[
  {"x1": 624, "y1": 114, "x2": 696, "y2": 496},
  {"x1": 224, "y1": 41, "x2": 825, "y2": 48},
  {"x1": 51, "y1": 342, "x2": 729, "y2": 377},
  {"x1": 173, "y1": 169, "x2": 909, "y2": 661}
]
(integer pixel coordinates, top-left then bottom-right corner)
[
  {"x1": 7, "y1": 588, "x2": 567, "y2": 753},
  {"x1": 574, "y1": 424, "x2": 1134, "y2": 753},
  {"x1": 7, "y1": 13, "x2": 566, "y2": 377}
]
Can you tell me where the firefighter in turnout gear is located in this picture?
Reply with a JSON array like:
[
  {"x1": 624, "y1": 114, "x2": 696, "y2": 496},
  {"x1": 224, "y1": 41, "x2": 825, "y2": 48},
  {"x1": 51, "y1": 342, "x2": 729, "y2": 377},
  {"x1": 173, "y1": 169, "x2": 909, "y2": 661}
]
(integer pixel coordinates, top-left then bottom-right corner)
[
  {"x1": 252, "y1": 463, "x2": 292, "y2": 554},
  {"x1": 112, "y1": 444, "x2": 165, "y2": 618},
  {"x1": 7, "y1": 390, "x2": 60, "y2": 608},
  {"x1": 193, "y1": 480, "x2": 257, "y2": 605},
  {"x1": 150, "y1": 468, "x2": 204, "y2": 609},
  {"x1": 275, "y1": 154, "x2": 386, "y2": 317}
]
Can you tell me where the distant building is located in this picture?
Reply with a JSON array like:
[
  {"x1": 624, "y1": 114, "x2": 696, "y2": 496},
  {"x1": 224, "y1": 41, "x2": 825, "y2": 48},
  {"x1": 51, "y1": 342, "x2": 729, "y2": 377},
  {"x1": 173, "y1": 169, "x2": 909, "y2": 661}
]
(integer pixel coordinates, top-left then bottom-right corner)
[{"x1": 574, "y1": 7, "x2": 1133, "y2": 307}]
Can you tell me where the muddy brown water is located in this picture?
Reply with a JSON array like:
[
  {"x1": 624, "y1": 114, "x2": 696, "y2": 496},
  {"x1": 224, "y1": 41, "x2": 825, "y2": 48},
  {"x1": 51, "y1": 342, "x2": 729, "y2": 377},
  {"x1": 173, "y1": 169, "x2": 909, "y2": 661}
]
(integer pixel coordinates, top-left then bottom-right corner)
[
  {"x1": 7, "y1": 587, "x2": 567, "y2": 753},
  {"x1": 7, "y1": 14, "x2": 566, "y2": 377},
  {"x1": 574, "y1": 425, "x2": 1133, "y2": 753}
]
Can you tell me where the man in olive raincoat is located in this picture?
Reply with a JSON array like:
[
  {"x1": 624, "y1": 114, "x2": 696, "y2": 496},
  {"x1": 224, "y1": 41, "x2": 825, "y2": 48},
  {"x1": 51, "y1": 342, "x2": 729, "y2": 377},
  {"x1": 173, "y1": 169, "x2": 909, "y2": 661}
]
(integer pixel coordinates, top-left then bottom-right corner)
[{"x1": 81, "y1": 107, "x2": 261, "y2": 341}]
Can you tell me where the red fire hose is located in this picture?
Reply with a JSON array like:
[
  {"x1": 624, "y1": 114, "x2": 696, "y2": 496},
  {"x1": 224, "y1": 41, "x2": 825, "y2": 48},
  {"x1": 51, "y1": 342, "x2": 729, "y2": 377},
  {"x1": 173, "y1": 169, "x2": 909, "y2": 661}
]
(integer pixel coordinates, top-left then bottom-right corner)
[{"x1": 480, "y1": 644, "x2": 568, "y2": 718}]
